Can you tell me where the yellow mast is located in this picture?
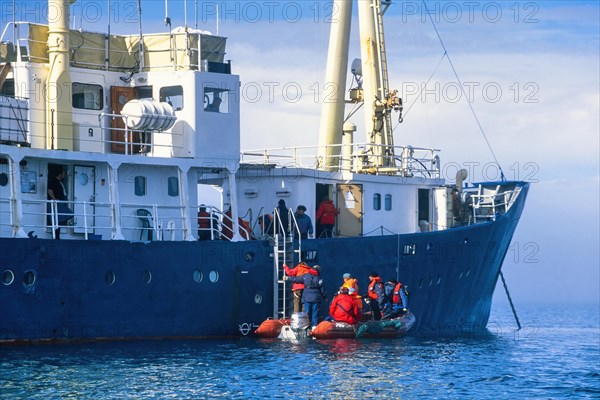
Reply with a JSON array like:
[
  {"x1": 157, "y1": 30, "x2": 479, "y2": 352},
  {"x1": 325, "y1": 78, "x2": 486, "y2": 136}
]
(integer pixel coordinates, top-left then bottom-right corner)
[{"x1": 46, "y1": 0, "x2": 75, "y2": 150}]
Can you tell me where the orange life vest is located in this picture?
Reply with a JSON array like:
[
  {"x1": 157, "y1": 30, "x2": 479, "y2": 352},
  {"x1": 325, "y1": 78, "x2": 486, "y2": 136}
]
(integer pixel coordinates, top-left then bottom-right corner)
[{"x1": 368, "y1": 277, "x2": 384, "y2": 300}]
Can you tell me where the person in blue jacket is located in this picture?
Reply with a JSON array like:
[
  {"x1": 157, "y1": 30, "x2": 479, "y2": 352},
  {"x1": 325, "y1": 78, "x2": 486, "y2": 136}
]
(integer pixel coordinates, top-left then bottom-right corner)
[
  {"x1": 294, "y1": 205, "x2": 313, "y2": 240},
  {"x1": 287, "y1": 265, "x2": 327, "y2": 330}
]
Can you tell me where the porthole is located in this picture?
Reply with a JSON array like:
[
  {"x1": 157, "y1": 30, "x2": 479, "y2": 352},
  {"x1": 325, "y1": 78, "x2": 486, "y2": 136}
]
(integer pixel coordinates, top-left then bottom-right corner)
[
  {"x1": 465, "y1": 269, "x2": 471, "y2": 278},
  {"x1": 437, "y1": 275, "x2": 442, "y2": 285},
  {"x1": 23, "y1": 270, "x2": 36, "y2": 286},
  {"x1": 2, "y1": 270, "x2": 15, "y2": 285},
  {"x1": 459, "y1": 270, "x2": 464, "y2": 279},
  {"x1": 245, "y1": 252, "x2": 255, "y2": 262},
  {"x1": 463, "y1": 238, "x2": 469, "y2": 244},
  {"x1": 428, "y1": 277, "x2": 433, "y2": 286},
  {"x1": 193, "y1": 270, "x2": 203, "y2": 283},
  {"x1": 254, "y1": 293, "x2": 263, "y2": 304},
  {"x1": 142, "y1": 269, "x2": 152, "y2": 284},
  {"x1": 209, "y1": 270, "x2": 219, "y2": 283},
  {"x1": 419, "y1": 278, "x2": 424, "y2": 288},
  {"x1": 426, "y1": 242, "x2": 433, "y2": 251},
  {"x1": 105, "y1": 271, "x2": 116, "y2": 285},
  {"x1": 0, "y1": 173, "x2": 8, "y2": 187},
  {"x1": 77, "y1": 173, "x2": 89, "y2": 186}
]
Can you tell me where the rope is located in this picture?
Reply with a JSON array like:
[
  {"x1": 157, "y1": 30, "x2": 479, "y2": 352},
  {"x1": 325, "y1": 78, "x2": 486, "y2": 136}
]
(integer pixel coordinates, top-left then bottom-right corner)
[
  {"x1": 499, "y1": 271, "x2": 522, "y2": 330},
  {"x1": 421, "y1": 0, "x2": 506, "y2": 181}
]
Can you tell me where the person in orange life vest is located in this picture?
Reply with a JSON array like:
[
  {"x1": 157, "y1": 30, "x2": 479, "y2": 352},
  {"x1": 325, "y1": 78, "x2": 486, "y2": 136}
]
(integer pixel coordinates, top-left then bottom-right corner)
[
  {"x1": 315, "y1": 196, "x2": 339, "y2": 238},
  {"x1": 385, "y1": 279, "x2": 409, "y2": 318},
  {"x1": 367, "y1": 272, "x2": 389, "y2": 321},
  {"x1": 287, "y1": 265, "x2": 327, "y2": 330},
  {"x1": 197, "y1": 205, "x2": 215, "y2": 240},
  {"x1": 328, "y1": 287, "x2": 360, "y2": 325},
  {"x1": 341, "y1": 273, "x2": 362, "y2": 311},
  {"x1": 341, "y1": 272, "x2": 359, "y2": 292},
  {"x1": 283, "y1": 262, "x2": 317, "y2": 313}
]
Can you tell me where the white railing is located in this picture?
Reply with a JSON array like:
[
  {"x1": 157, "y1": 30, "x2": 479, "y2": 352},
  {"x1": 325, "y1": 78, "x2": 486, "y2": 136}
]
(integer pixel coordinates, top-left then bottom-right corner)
[
  {"x1": 470, "y1": 185, "x2": 521, "y2": 223},
  {"x1": 241, "y1": 143, "x2": 441, "y2": 178}
]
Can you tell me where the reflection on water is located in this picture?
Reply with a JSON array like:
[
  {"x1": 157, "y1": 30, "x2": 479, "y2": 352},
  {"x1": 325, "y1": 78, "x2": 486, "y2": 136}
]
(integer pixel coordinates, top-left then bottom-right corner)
[{"x1": 1, "y1": 304, "x2": 598, "y2": 399}]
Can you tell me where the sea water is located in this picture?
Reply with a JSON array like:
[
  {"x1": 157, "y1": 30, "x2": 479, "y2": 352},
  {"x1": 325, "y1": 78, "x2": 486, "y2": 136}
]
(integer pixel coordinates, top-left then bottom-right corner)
[{"x1": 1, "y1": 303, "x2": 598, "y2": 399}]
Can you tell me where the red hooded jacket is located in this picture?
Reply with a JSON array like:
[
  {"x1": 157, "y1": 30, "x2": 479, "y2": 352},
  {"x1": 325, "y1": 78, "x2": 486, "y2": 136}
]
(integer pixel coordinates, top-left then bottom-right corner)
[{"x1": 329, "y1": 293, "x2": 360, "y2": 325}]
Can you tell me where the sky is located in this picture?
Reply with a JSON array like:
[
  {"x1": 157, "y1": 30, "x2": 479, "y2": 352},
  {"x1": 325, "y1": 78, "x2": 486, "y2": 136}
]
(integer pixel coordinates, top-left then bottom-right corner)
[{"x1": 1, "y1": 0, "x2": 599, "y2": 306}]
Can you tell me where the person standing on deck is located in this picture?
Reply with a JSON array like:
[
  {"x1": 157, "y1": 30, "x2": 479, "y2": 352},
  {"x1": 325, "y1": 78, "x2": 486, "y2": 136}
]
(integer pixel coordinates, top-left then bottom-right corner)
[
  {"x1": 294, "y1": 205, "x2": 313, "y2": 240},
  {"x1": 316, "y1": 196, "x2": 338, "y2": 238},
  {"x1": 47, "y1": 166, "x2": 72, "y2": 239},
  {"x1": 276, "y1": 199, "x2": 290, "y2": 236}
]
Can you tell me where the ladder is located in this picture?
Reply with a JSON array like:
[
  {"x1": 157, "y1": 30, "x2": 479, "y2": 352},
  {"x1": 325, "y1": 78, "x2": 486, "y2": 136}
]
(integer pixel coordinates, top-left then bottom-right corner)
[{"x1": 272, "y1": 207, "x2": 302, "y2": 319}]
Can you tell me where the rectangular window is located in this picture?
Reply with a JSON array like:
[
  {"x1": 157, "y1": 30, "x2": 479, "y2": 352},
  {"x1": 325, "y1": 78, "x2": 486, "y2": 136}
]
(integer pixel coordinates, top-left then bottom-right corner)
[
  {"x1": 72, "y1": 82, "x2": 103, "y2": 110},
  {"x1": 137, "y1": 85, "x2": 153, "y2": 100},
  {"x1": 0, "y1": 78, "x2": 15, "y2": 96},
  {"x1": 418, "y1": 189, "x2": 430, "y2": 222},
  {"x1": 160, "y1": 86, "x2": 183, "y2": 111},
  {"x1": 203, "y1": 87, "x2": 230, "y2": 114},
  {"x1": 168, "y1": 176, "x2": 179, "y2": 197},
  {"x1": 134, "y1": 176, "x2": 146, "y2": 196}
]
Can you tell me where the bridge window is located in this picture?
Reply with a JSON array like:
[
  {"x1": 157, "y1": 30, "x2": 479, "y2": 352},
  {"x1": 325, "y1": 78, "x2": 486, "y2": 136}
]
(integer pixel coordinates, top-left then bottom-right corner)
[
  {"x1": 168, "y1": 176, "x2": 179, "y2": 197},
  {"x1": 160, "y1": 85, "x2": 183, "y2": 111},
  {"x1": 373, "y1": 193, "x2": 381, "y2": 211},
  {"x1": 134, "y1": 176, "x2": 146, "y2": 196},
  {"x1": 203, "y1": 87, "x2": 229, "y2": 113},
  {"x1": 72, "y1": 82, "x2": 103, "y2": 110}
]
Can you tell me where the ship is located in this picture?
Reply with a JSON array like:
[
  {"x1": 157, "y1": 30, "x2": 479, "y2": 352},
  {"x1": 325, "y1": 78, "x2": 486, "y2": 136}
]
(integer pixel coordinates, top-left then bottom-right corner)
[{"x1": 0, "y1": 0, "x2": 528, "y2": 344}]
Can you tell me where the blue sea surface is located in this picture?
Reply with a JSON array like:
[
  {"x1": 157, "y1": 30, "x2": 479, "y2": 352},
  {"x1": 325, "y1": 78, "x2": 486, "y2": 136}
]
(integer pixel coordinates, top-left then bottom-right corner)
[{"x1": 1, "y1": 303, "x2": 598, "y2": 399}]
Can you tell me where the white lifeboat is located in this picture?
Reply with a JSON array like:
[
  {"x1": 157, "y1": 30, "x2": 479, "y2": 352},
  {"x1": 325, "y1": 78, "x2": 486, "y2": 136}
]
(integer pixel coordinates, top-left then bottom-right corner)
[{"x1": 120, "y1": 99, "x2": 176, "y2": 131}]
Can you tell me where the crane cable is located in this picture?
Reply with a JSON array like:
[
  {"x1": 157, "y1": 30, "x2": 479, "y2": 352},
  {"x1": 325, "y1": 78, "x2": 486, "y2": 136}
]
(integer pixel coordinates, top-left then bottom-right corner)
[{"x1": 422, "y1": 0, "x2": 506, "y2": 181}]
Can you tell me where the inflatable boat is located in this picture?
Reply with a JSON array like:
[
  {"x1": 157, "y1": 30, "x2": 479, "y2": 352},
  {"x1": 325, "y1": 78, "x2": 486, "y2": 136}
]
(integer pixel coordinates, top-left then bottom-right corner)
[{"x1": 311, "y1": 312, "x2": 416, "y2": 339}]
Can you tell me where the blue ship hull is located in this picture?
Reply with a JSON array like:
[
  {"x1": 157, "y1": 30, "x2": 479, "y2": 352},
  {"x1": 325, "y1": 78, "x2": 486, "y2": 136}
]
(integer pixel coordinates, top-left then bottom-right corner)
[{"x1": 0, "y1": 183, "x2": 528, "y2": 343}]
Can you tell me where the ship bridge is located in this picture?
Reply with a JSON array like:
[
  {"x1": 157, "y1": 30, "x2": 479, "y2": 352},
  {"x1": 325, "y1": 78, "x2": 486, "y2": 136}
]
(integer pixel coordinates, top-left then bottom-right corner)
[{"x1": 0, "y1": 21, "x2": 240, "y2": 162}]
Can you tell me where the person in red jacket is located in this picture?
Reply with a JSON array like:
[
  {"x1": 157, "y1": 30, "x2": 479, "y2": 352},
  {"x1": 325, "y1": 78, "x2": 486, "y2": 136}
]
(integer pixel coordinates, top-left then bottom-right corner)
[
  {"x1": 284, "y1": 262, "x2": 317, "y2": 313},
  {"x1": 316, "y1": 196, "x2": 339, "y2": 238},
  {"x1": 328, "y1": 287, "x2": 360, "y2": 325}
]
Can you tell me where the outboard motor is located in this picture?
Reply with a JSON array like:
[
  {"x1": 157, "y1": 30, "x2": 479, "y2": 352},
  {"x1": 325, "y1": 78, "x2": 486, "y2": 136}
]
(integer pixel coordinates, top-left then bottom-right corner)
[{"x1": 278, "y1": 312, "x2": 311, "y2": 340}]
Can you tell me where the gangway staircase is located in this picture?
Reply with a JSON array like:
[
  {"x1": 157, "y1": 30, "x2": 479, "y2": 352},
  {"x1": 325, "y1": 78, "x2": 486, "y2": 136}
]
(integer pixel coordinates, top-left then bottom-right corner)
[{"x1": 271, "y1": 208, "x2": 303, "y2": 319}]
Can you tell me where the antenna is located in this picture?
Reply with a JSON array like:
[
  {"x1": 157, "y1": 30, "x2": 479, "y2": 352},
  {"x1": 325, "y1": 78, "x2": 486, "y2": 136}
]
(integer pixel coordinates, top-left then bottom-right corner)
[
  {"x1": 106, "y1": 0, "x2": 111, "y2": 69},
  {"x1": 164, "y1": 0, "x2": 171, "y2": 27},
  {"x1": 137, "y1": 0, "x2": 144, "y2": 70},
  {"x1": 184, "y1": 0, "x2": 187, "y2": 28},
  {"x1": 216, "y1": 3, "x2": 219, "y2": 35},
  {"x1": 195, "y1": 0, "x2": 198, "y2": 29}
]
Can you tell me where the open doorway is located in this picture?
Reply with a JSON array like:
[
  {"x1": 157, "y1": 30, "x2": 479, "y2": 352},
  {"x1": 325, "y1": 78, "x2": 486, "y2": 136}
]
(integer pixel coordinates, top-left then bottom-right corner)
[{"x1": 315, "y1": 183, "x2": 334, "y2": 238}]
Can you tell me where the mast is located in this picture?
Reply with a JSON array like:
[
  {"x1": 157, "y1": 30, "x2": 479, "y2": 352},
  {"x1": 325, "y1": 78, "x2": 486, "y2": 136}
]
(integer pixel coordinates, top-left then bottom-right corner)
[
  {"x1": 46, "y1": 0, "x2": 75, "y2": 150},
  {"x1": 357, "y1": 0, "x2": 401, "y2": 171},
  {"x1": 317, "y1": 0, "x2": 352, "y2": 171}
]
